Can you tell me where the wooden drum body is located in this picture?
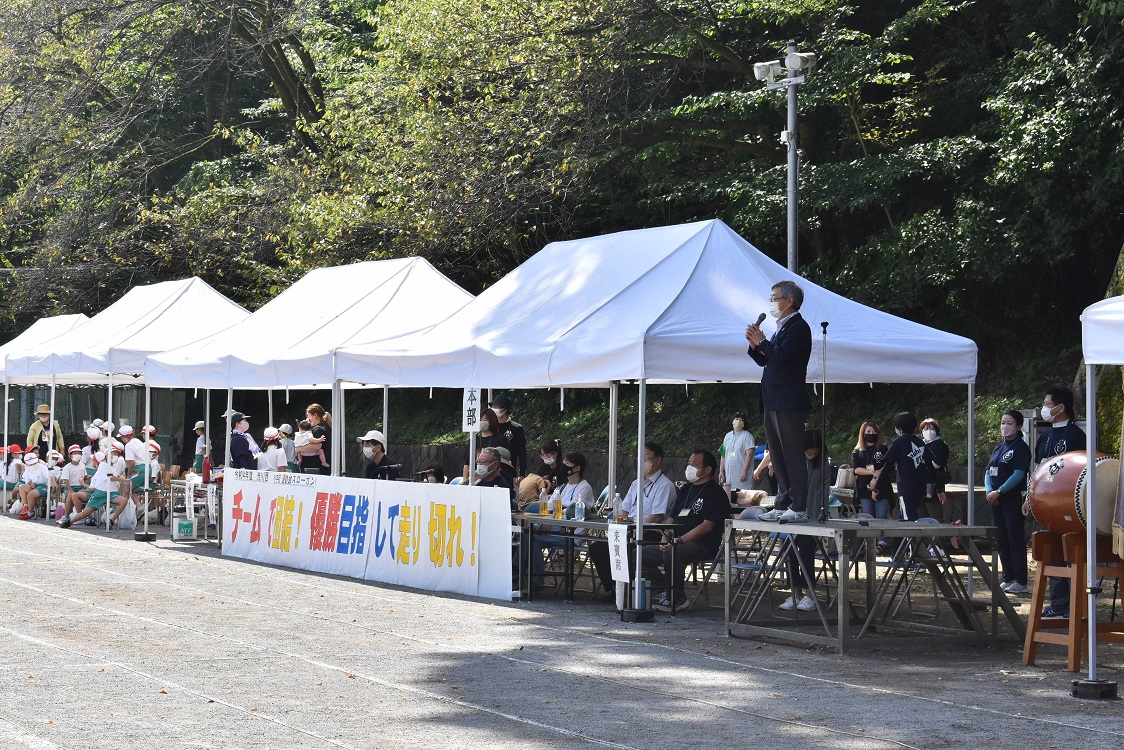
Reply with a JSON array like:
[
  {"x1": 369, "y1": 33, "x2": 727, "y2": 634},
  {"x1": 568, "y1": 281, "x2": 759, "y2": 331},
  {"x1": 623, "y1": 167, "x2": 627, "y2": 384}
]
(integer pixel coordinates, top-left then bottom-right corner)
[{"x1": 1029, "y1": 451, "x2": 1118, "y2": 536}]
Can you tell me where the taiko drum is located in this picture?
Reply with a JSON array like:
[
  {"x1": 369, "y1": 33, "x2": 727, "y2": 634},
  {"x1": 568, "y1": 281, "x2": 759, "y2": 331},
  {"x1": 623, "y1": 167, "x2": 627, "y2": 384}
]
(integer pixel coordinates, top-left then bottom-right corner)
[{"x1": 1028, "y1": 451, "x2": 1119, "y2": 536}]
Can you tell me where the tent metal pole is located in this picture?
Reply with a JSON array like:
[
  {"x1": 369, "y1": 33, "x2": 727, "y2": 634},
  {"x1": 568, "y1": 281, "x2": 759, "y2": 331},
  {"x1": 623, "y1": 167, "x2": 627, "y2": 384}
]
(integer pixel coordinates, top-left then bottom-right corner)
[
  {"x1": 383, "y1": 385, "x2": 389, "y2": 447},
  {"x1": 136, "y1": 383, "x2": 155, "y2": 541},
  {"x1": 966, "y1": 383, "x2": 975, "y2": 527},
  {"x1": 225, "y1": 389, "x2": 233, "y2": 470},
  {"x1": 340, "y1": 384, "x2": 347, "y2": 477},
  {"x1": 268, "y1": 389, "x2": 274, "y2": 430},
  {"x1": 608, "y1": 381, "x2": 618, "y2": 503},
  {"x1": 633, "y1": 378, "x2": 647, "y2": 610},
  {"x1": 204, "y1": 389, "x2": 211, "y2": 470},
  {"x1": 47, "y1": 377, "x2": 56, "y2": 519},
  {"x1": 106, "y1": 373, "x2": 114, "y2": 531},
  {"x1": 966, "y1": 382, "x2": 976, "y2": 598},
  {"x1": 1085, "y1": 364, "x2": 1099, "y2": 682},
  {"x1": 3, "y1": 378, "x2": 9, "y2": 508},
  {"x1": 331, "y1": 352, "x2": 340, "y2": 477}
]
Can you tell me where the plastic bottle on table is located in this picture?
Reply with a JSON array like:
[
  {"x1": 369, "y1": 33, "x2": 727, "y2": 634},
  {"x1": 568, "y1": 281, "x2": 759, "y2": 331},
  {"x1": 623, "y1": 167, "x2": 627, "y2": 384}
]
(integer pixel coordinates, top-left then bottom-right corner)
[
  {"x1": 575, "y1": 497, "x2": 586, "y2": 521},
  {"x1": 202, "y1": 455, "x2": 212, "y2": 483},
  {"x1": 538, "y1": 486, "x2": 548, "y2": 514},
  {"x1": 611, "y1": 492, "x2": 623, "y2": 521},
  {"x1": 552, "y1": 488, "x2": 563, "y2": 519}
]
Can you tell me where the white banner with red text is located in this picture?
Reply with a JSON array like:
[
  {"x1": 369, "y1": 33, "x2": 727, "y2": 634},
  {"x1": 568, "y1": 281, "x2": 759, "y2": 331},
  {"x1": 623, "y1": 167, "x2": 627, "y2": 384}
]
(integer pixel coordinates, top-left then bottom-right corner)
[{"x1": 222, "y1": 470, "x2": 514, "y2": 600}]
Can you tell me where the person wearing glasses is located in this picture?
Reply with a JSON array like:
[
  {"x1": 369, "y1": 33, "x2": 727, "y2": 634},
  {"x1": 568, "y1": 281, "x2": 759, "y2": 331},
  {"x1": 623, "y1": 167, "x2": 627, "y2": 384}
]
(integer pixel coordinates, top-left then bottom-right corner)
[
  {"x1": 588, "y1": 442, "x2": 676, "y2": 599},
  {"x1": 746, "y1": 280, "x2": 812, "y2": 521}
]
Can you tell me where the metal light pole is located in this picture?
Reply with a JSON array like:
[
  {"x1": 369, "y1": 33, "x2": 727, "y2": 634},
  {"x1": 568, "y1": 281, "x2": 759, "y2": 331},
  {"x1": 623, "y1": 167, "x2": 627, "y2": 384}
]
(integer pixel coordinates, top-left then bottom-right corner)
[{"x1": 755, "y1": 42, "x2": 816, "y2": 272}]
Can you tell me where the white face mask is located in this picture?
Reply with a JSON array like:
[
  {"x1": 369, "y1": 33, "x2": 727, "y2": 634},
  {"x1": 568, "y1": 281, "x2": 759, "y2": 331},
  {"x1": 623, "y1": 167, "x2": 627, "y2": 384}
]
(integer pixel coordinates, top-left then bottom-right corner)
[
  {"x1": 685, "y1": 465, "x2": 700, "y2": 482},
  {"x1": 479, "y1": 421, "x2": 491, "y2": 432},
  {"x1": 1041, "y1": 404, "x2": 1056, "y2": 422},
  {"x1": 1000, "y1": 423, "x2": 1017, "y2": 439},
  {"x1": 493, "y1": 408, "x2": 507, "y2": 419},
  {"x1": 541, "y1": 456, "x2": 555, "y2": 466},
  {"x1": 475, "y1": 464, "x2": 491, "y2": 479},
  {"x1": 70, "y1": 456, "x2": 81, "y2": 464},
  {"x1": 922, "y1": 429, "x2": 937, "y2": 442},
  {"x1": 732, "y1": 419, "x2": 744, "y2": 432},
  {"x1": 768, "y1": 300, "x2": 784, "y2": 318},
  {"x1": 362, "y1": 446, "x2": 375, "y2": 460}
]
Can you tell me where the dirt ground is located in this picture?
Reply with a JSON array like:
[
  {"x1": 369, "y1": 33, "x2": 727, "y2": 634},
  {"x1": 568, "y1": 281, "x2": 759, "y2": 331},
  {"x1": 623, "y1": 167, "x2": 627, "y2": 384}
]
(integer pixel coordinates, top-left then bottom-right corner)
[{"x1": 1, "y1": 515, "x2": 1121, "y2": 750}]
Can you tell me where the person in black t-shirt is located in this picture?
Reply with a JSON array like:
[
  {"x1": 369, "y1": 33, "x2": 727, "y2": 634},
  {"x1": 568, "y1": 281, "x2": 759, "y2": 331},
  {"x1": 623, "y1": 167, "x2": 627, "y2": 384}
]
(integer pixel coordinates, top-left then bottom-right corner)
[
  {"x1": 1032, "y1": 384, "x2": 1087, "y2": 617},
  {"x1": 644, "y1": 449, "x2": 729, "y2": 612},
  {"x1": 488, "y1": 393, "x2": 528, "y2": 480},
  {"x1": 872, "y1": 412, "x2": 931, "y2": 521},
  {"x1": 356, "y1": 429, "x2": 400, "y2": 481}
]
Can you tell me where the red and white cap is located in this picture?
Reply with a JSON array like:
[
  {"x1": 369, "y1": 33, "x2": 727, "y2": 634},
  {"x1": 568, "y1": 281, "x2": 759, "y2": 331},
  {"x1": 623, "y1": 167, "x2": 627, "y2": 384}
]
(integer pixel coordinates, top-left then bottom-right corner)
[
  {"x1": 141, "y1": 424, "x2": 156, "y2": 435},
  {"x1": 117, "y1": 425, "x2": 134, "y2": 437},
  {"x1": 263, "y1": 426, "x2": 280, "y2": 441},
  {"x1": 111, "y1": 440, "x2": 125, "y2": 453},
  {"x1": 87, "y1": 426, "x2": 101, "y2": 441},
  {"x1": 24, "y1": 454, "x2": 40, "y2": 466},
  {"x1": 68, "y1": 444, "x2": 82, "y2": 455}
]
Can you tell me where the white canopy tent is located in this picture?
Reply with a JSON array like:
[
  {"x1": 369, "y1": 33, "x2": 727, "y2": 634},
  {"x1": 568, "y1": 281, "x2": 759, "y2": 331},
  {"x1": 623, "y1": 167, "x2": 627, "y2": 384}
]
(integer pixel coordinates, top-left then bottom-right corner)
[
  {"x1": 0, "y1": 314, "x2": 89, "y2": 381},
  {"x1": 1078, "y1": 295, "x2": 1124, "y2": 694},
  {"x1": 145, "y1": 258, "x2": 475, "y2": 472},
  {"x1": 333, "y1": 219, "x2": 979, "y2": 611},
  {"x1": 2, "y1": 277, "x2": 249, "y2": 533},
  {"x1": 1, "y1": 313, "x2": 90, "y2": 471},
  {"x1": 334, "y1": 220, "x2": 976, "y2": 387}
]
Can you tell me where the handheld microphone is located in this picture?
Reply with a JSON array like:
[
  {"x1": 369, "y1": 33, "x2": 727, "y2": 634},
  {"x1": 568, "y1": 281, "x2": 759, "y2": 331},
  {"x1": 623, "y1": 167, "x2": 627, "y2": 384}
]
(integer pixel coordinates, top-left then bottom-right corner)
[{"x1": 754, "y1": 312, "x2": 766, "y2": 327}]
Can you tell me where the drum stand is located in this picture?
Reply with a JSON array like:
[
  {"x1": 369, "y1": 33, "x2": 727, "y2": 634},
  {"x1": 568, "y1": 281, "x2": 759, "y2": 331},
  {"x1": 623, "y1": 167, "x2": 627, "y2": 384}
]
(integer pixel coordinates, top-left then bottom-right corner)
[{"x1": 1024, "y1": 531, "x2": 1124, "y2": 671}]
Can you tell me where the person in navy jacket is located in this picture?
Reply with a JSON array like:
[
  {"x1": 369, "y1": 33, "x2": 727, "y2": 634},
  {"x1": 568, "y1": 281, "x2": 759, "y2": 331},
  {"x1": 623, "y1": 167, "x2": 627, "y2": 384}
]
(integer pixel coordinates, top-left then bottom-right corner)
[{"x1": 745, "y1": 280, "x2": 812, "y2": 520}]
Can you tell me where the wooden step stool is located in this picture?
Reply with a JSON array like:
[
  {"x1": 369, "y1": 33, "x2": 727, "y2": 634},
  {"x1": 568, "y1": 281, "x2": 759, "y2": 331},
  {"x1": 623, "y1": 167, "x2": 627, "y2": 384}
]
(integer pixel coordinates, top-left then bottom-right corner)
[{"x1": 1024, "y1": 531, "x2": 1124, "y2": 671}]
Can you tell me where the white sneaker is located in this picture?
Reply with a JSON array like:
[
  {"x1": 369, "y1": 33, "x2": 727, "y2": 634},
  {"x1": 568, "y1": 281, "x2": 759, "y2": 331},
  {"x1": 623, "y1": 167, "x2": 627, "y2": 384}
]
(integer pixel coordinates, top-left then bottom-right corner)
[
  {"x1": 778, "y1": 596, "x2": 797, "y2": 610},
  {"x1": 1004, "y1": 582, "x2": 1029, "y2": 594},
  {"x1": 999, "y1": 580, "x2": 1012, "y2": 591},
  {"x1": 757, "y1": 509, "x2": 784, "y2": 521},
  {"x1": 778, "y1": 508, "x2": 807, "y2": 521},
  {"x1": 796, "y1": 595, "x2": 817, "y2": 611}
]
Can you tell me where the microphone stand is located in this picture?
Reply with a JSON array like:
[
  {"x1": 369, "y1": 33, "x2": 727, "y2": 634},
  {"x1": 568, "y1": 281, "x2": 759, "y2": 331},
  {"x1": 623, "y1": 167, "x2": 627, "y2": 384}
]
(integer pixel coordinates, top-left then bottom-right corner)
[{"x1": 818, "y1": 321, "x2": 830, "y2": 524}]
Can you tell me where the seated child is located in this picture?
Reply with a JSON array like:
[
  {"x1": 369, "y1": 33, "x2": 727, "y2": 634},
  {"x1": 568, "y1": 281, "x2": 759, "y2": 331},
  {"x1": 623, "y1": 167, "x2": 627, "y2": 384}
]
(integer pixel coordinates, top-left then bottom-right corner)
[{"x1": 58, "y1": 445, "x2": 91, "y2": 520}]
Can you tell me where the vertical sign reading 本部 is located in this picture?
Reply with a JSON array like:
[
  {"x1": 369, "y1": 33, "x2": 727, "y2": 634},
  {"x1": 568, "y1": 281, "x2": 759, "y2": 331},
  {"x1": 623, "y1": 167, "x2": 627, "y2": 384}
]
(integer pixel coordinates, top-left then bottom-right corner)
[{"x1": 223, "y1": 471, "x2": 514, "y2": 600}]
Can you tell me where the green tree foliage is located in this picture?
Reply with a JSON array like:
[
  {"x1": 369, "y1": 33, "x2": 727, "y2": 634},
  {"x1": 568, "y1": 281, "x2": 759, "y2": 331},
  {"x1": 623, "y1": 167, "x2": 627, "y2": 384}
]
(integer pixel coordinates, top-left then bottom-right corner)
[{"x1": 1, "y1": 0, "x2": 1123, "y2": 375}]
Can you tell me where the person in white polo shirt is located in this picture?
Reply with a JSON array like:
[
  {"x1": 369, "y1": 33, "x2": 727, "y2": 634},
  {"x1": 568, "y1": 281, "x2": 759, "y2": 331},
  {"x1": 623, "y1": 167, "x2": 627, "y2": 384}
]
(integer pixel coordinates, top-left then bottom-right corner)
[
  {"x1": 118, "y1": 424, "x2": 147, "y2": 502},
  {"x1": 58, "y1": 444, "x2": 91, "y2": 519},
  {"x1": 80, "y1": 426, "x2": 102, "y2": 476},
  {"x1": 256, "y1": 427, "x2": 289, "y2": 472},
  {"x1": 17, "y1": 453, "x2": 56, "y2": 520},
  {"x1": 60, "y1": 441, "x2": 130, "y2": 529}
]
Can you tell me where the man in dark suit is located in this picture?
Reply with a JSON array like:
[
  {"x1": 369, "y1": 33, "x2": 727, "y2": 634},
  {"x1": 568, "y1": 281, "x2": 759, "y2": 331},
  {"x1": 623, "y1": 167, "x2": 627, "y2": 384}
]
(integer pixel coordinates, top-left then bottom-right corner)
[{"x1": 745, "y1": 280, "x2": 812, "y2": 520}]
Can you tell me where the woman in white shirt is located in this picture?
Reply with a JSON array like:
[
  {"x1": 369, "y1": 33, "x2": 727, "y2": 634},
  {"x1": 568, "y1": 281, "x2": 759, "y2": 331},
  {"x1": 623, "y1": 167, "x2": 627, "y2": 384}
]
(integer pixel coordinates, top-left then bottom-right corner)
[
  {"x1": 556, "y1": 451, "x2": 594, "y2": 511},
  {"x1": 719, "y1": 412, "x2": 756, "y2": 491}
]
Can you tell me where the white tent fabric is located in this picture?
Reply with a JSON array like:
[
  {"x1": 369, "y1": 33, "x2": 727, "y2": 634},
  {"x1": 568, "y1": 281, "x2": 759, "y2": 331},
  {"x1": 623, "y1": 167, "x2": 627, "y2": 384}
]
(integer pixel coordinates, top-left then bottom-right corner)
[
  {"x1": 3, "y1": 278, "x2": 249, "y2": 384},
  {"x1": 145, "y1": 258, "x2": 474, "y2": 389},
  {"x1": 0, "y1": 314, "x2": 88, "y2": 379},
  {"x1": 334, "y1": 220, "x2": 977, "y2": 388},
  {"x1": 1081, "y1": 295, "x2": 1124, "y2": 364}
]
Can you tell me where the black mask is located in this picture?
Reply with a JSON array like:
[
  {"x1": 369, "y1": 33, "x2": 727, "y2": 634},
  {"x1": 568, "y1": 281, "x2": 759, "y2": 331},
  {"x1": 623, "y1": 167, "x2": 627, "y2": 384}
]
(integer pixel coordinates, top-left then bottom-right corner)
[
  {"x1": 565, "y1": 465, "x2": 579, "y2": 476},
  {"x1": 864, "y1": 434, "x2": 878, "y2": 445}
]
